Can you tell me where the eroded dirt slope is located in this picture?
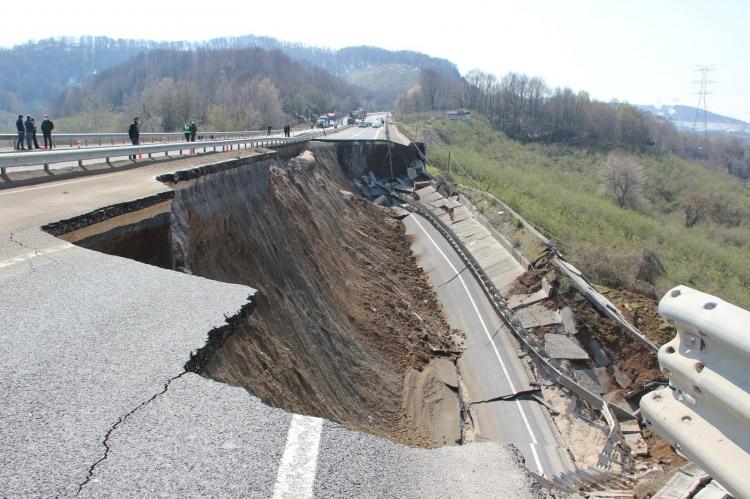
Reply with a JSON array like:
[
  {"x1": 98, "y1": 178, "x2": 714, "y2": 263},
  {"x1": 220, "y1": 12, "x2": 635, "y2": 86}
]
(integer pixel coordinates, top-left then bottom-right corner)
[{"x1": 174, "y1": 144, "x2": 461, "y2": 445}]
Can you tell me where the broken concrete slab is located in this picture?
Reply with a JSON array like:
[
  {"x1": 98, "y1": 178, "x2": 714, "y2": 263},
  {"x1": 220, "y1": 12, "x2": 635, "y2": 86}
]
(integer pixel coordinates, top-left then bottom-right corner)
[
  {"x1": 514, "y1": 303, "x2": 562, "y2": 329},
  {"x1": 612, "y1": 365, "x2": 632, "y2": 389},
  {"x1": 624, "y1": 432, "x2": 649, "y2": 456},
  {"x1": 620, "y1": 420, "x2": 641, "y2": 434},
  {"x1": 437, "y1": 205, "x2": 472, "y2": 224},
  {"x1": 451, "y1": 218, "x2": 490, "y2": 241},
  {"x1": 508, "y1": 280, "x2": 551, "y2": 309},
  {"x1": 442, "y1": 197, "x2": 463, "y2": 210},
  {"x1": 560, "y1": 306, "x2": 577, "y2": 335},
  {"x1": 574, "y1": 367, "x2": 614, "y2": 394},
  {"x1": 588, "y1": 339, "x2": 611, "y2": 367},
  {"x1": 544, "y1": 334, "x2": 590, "y2": 360},
  {"x1": 407, "y1": 167, "x2": 417, "y2": 180}
]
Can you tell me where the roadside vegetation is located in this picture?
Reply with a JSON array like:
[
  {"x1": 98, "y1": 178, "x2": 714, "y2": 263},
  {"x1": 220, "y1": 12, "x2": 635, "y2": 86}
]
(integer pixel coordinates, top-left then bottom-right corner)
[{"x1": 400, "y1": 114, "x2": 750, "y2": 308}]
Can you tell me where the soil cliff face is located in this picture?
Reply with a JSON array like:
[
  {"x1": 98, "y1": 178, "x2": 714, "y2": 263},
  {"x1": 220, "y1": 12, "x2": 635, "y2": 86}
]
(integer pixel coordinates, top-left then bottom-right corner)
[{"x1": 171, "y1": 143, "x2": 461, "y2": 445}]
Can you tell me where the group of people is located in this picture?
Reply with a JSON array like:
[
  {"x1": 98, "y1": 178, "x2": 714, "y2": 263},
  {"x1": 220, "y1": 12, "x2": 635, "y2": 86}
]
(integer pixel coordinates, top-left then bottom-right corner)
[
  {"x1": 283, "y1": 124, "x2": 292, "y2": 137},
  {"x1": 15, "y1": 114, "x2": 54, "y2": 150},
  {"x1": 182, "y1": 121, "x2": 198, "y2": 142}
]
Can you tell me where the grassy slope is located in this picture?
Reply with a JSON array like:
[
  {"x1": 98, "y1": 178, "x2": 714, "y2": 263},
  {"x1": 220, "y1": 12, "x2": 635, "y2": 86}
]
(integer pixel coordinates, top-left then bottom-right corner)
[{"x1": 401, "y1": 115, "x2": 750, "y2": 308}]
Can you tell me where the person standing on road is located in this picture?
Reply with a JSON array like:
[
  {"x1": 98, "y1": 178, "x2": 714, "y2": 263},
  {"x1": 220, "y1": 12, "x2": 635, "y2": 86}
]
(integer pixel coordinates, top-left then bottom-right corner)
[
  {"x1": 183, "y1": 121, "x2": 191, "y2": 142},
  {"x1": 267, "y1": 125, "x2": 272, "y2": 136},
  {"x1": 41, "y1": 115, "x2": 54, "y2": 149},
  {"x1": 189, "y1": 122, "x2": 197, "y2": 142},
  {"x1": 31, "y1": 118, "x2": 40, "y2": 149},
  {"x1": 24, "y1": 115, "x2": 34, "y2": 150},
  {"x1": 15, "y1": 115, "x2": 25, "y2": 150},
  {"x1": 128, "y1": 117, "x2": 140, "y2": 160}
]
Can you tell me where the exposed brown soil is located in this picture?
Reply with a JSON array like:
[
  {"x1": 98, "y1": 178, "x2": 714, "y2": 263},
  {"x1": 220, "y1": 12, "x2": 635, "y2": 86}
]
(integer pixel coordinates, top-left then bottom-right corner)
[
  {"x1": 509, "y1": 258, "x2": 684, "y2": 486},
  {"x1": 177, "y1": 144, "x2": 462, "y2": 446}
]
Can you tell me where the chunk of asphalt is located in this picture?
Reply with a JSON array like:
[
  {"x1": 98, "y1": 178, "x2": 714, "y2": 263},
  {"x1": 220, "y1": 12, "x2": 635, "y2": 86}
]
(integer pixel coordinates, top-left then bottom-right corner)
[
  {"x1": 588, "y1": 338, "x2": 611, "y2": 367},
  {"x1": 560, "y1": 306, "x2": 577, "y2": 335},
  {"x1": 544, "y1": 334, "x2": 589, "y2": 360},
  {"x1": 612, "y1": 364, "x2": 632, "y2": 389}
]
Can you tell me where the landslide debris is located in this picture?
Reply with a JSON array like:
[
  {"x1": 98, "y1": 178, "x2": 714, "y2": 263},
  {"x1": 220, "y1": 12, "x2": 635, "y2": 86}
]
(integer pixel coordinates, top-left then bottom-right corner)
[{"x1": 175, "y1": 144, "x2": 463, "y2": 446}]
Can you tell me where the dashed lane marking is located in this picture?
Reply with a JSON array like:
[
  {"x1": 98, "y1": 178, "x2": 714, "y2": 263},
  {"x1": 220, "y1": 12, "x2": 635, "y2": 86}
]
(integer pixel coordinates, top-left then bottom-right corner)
[
  {"x1": 409, "y1": 214, "x2": 545, "y2": 476},
  {"x1": 272, "y1": 414, "x2": 324, "y2": 499},
  {"x1": 0, "y1": 243, "x2": 74, "y2": 269}
]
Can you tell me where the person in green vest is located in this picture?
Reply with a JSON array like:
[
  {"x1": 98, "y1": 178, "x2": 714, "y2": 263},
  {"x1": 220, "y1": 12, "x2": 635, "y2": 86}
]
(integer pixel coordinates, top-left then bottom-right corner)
[{"x1": 183, "y1": 121, "x2": 191, "y2": 142}]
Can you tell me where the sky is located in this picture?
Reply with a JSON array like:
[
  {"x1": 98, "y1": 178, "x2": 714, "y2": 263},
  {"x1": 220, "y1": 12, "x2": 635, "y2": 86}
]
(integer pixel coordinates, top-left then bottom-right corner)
[{"x1": 2, "y1": 0, "x2": 749, "y2": 121}]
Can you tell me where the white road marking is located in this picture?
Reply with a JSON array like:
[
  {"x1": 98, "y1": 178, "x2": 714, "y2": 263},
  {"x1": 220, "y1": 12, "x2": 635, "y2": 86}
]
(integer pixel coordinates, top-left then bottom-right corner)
[
  {"x1": 410, "y1": 214, "x2": 545, "y2": 476},
  {"x1": 0, "y1": 243, "x2": 74, "y2": 269},
  {"x1": 0, "y1": 169, "x2": 136, "y2": 196},
  {"x1": 272, "y1": 414, "x2": 324, "y2": 499}
]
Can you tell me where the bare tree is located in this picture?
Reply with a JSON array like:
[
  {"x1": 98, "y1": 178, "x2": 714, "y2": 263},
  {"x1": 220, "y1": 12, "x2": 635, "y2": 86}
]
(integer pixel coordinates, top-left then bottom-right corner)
[
  {"x1": 681, "y1": 191, "x2": 711, "y2": 228},
  {"x1": 601, "y1": 151, "x2": 644, "y2": 208}
]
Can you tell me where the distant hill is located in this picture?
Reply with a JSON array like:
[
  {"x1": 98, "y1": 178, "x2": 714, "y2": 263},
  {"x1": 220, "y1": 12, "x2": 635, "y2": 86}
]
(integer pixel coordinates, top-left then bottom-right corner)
[
  {"x1": 52, "y1": 48, "x2": 363, "y2": 133},
  {"x1": 0, "y1": 35, "x2": 461, "y2": 121},
  {"x1": 638, "y1": 104, "x2": 750, "y2": 142}
]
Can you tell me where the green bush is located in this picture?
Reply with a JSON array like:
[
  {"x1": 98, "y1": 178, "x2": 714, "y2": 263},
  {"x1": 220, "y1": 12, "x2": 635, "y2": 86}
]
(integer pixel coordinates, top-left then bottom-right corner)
[{"x1": 401, "y1": 115, "x2": 750, "y2": 308}]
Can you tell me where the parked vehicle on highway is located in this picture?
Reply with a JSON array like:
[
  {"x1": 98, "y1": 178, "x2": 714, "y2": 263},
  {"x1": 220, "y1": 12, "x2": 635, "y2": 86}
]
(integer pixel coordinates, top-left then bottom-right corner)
[
  {"x1": 372, "y1": 119, "x2": 383, "y2": 128},
  {"x1": 359, "y1": 121, "x2": 369, "y2": 128}
]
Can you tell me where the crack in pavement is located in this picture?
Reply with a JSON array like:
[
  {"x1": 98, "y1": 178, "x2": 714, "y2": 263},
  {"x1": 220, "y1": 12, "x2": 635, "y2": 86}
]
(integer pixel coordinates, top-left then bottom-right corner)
[
  {"x1": 76, "y1": 371, "x2": 188, "y2": 496},
  {"x1": 7, "y1": 232, "x2": 62, "y2": 270},
  {"x1": 438, "y1": 265, "x2": 469, "y2": 287},
  {"x1": 8, "y1": 232, "x2": 41, "y2": 272}
]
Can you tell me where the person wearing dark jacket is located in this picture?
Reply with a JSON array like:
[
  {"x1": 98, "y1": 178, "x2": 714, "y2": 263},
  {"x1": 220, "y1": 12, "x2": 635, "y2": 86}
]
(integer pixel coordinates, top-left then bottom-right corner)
[
  {"x1": 41, "y1": 115, "x2": 54, "y2": 149},
  {"x1": 31, "y1": 118, "x2": 40, "y2": 149},
  {"x1": 15, "y1": 115, "x2": 25, "y2": 150},
  {"x1": 24, "y1": 116, "x2": 33, "y2": 150},
  {"x1": 189, "y1": 122, "x2": 197, "y2": 141},
  {"x1": 128, "y1": 117, "x2": 140, "y2": 160}
]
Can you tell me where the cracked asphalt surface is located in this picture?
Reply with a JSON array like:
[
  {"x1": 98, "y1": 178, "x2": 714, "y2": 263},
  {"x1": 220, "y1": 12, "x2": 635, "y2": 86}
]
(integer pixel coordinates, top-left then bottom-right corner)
[{"x1": 0, "y1": 148, "x2": 540, "y2": 496}]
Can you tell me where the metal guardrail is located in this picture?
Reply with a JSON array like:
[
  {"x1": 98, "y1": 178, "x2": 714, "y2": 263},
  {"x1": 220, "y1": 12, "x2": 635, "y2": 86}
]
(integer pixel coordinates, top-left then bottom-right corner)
[
  {"x1": 640, "y1": 285, "x2": 750, "y2": 498},
  {"x1": 436, "y1": 178, "x2": 658, "y2": 352},
  {"x1": 0, "y1": 130, "x2": 339, "y2": 175},
  {"x1": 0, "y1": 129, "x2": 286, "y2": 148},
  {"x1": 398, "y1": 193, "x2": 631, "y2": 471}
]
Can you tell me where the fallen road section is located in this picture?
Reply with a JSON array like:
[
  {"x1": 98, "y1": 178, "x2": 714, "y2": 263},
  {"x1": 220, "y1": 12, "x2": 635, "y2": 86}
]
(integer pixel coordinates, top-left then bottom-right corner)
[
  {"x1": 403, "y1": 211, "x2": 575, "y2": 478},
  {"x1": 0, "y1": 144, "x2": 546, "y2": 496}
]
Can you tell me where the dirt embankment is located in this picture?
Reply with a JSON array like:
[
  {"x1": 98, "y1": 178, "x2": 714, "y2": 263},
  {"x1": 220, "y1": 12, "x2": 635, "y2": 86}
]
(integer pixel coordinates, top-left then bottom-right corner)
[{"x1": 173, "y1": 143, "x2": 462, "y2": 446}]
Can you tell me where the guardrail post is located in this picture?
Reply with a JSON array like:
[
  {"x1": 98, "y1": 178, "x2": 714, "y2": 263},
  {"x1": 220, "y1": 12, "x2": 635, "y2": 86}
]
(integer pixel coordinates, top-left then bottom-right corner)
[
  {"x1": 43, "y1": 163, "x2": 50, "y2": 173},
  {"x1": 106, "y1": 157, "x2": 112, "y2": 166},
  {"x1": 1, "y1": 167, "x2": 6, "y2": 176},
  {"x1": 78, "y1": 160, "x2": 83, "y2": 168}
]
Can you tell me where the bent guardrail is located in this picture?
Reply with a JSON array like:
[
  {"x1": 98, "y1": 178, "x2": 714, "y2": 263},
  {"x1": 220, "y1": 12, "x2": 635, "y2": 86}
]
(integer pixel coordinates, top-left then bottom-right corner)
[
  {"x1": 640, "y1": 285, "x2": 750, "y2": 498},
  {"x1": 398, "y1": 193, "x2": 632, "y2": 471},
  {"x1": 0, "y1": 130, "x2": 339, "y2": 175}
]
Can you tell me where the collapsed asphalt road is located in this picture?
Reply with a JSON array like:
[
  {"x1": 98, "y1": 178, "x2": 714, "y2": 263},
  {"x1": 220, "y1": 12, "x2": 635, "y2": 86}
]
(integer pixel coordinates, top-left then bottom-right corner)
[
  {"x1": 0, "y1": 145, "x2": 543, "y2": 496},
  {"x1": 403, "y1": 212, "x2": 574, "y2": 478}
]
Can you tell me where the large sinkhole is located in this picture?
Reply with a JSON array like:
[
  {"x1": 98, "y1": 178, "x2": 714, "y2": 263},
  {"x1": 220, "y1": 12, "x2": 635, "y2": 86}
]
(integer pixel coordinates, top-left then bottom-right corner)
[{"x1": 45, "y1": 143, "x2": 464, "y2": 447}]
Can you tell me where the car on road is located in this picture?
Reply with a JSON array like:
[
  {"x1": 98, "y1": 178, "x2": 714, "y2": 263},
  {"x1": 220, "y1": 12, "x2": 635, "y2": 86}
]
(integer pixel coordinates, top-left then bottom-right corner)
[
  {"x1": 371, "y1": 119, "x2": 383, "y2": 128},
  {"x1": 359, "y1": 121, "x2": 370, "y2": 128}
]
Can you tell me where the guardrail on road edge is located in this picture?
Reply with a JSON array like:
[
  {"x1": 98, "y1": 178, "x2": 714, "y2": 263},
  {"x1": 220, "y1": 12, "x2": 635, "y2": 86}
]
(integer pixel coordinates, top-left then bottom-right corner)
[
  {"x1": 397, "y1": 193, "x2": 632, "y2": 472},
  {"x1": 640, "y1": 285, "x2": 750, "y2": 498},
  {"x1": 0, "y1": 129, "x2": 344, "y2": 175}
]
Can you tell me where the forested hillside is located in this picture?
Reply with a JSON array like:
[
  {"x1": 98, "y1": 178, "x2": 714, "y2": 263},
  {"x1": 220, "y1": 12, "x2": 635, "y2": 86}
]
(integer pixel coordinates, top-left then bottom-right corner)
[
  {"x1": 0, "y1": 35, "x2": 460, "y2": 122},
  {"x1": 400, "y1": 115, "x2": 750, "y2": 308},
  {"x1": 51, "y1": 48, "x2": 362, "y2": 132},
  {"x1": 397, "y1": 69, "x2": 750, "y2": 180}
]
